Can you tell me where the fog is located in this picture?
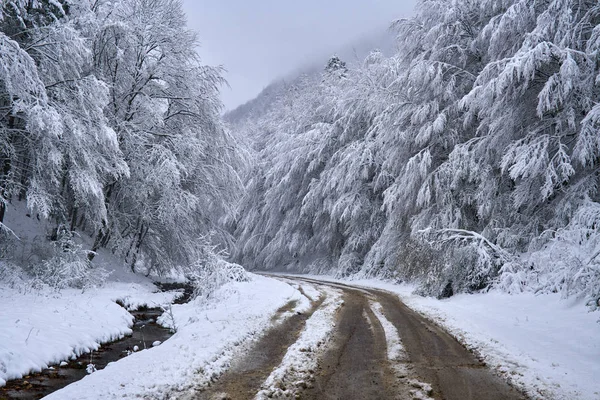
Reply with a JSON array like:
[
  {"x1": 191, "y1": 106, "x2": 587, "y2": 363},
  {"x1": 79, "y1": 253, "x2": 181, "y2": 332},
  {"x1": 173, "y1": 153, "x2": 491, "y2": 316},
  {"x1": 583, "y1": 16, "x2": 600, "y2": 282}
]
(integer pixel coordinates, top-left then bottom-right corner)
[{"x1": 182, "y1": 0, "x2": 416, "y2": 110}]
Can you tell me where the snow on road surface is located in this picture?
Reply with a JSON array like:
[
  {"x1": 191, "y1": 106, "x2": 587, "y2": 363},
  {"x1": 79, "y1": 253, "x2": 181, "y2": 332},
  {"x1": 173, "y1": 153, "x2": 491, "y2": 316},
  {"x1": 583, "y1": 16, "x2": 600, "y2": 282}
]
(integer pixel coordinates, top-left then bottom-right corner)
[
  {"x1": 255, "y1": 285, "x2": 344, "y2": 399},
  {"x1": 271, "y1": 278, "x2": 318, "y2": 317},
  {"x1": 368, "y1": 300, "x2": 404, "y2": 361},
  {"x1": 368, "y1": 299, "x2": 434, "y2": 400},
  {"x1": 289, "y1": 274, "x2": 600, "y2": 400},
  {"x1": 37, "y1": 274, "x2": 300, "y2": 399},
  {"x1": 0, "y1": 280, "x2": 178, "y2": 387}
]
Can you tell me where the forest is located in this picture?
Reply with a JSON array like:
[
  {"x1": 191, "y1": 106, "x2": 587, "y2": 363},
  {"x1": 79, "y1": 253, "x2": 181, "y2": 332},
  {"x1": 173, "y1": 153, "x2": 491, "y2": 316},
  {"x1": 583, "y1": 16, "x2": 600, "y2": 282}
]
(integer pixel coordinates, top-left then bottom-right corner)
[
  {"x1": 1, "y1": 0, "x2": 599, "y2": 312},
  {"x1": 229, "y1": 0, "x2": 600, "y2": 306},
  {"x1": 0, "y1": 0, "x2": 245, "y2": 289}
]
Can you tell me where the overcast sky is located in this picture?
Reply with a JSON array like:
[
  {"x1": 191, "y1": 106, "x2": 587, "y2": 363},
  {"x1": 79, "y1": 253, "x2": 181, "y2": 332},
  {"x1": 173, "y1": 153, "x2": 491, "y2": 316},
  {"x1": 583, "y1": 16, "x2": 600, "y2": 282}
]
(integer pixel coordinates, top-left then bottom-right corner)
[{"x1": 182, "y1": 1, "x2": 416, "y2": 111}]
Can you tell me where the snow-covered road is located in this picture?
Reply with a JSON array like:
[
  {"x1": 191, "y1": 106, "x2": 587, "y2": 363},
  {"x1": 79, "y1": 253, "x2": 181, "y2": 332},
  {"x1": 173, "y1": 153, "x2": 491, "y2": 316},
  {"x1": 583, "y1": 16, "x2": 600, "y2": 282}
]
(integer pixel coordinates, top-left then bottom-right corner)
[
  {"x1": 2, "y1": 273, "x2": 597, "y2": 400},
  {"x1": 172, "y1": 275, "x2": 523, "y2": 400}
]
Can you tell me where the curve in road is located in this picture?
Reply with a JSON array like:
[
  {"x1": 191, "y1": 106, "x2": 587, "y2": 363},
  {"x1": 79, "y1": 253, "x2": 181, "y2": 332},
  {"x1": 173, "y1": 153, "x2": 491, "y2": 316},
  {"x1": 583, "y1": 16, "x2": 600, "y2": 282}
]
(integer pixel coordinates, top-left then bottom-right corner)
[{"x1": 185, "y1": 275, "x2": 527, "y2": 400}]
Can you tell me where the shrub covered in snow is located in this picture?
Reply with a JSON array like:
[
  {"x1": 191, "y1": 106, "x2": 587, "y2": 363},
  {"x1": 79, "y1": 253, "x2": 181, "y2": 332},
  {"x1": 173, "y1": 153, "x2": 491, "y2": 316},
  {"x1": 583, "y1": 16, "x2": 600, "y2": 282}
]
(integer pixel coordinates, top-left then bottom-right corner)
[
  {"x1": 188, "y1": 252, "x2": 251, "y2": 302},
  {"x1": 1, "y1": 227, "x2": 109, "y2": 292},
  {"x1": 0, "y1": 261, "x2": 35, "y2": 293},
  {"x1": 414, "y1": 229, "x2": 515, "y2": 297},
  {"x1": 497, "y1": 201, "x2": 600, "y2": 310},
  {"x1": 29, "y1": 227, "x2": 109, "y2": 291}
]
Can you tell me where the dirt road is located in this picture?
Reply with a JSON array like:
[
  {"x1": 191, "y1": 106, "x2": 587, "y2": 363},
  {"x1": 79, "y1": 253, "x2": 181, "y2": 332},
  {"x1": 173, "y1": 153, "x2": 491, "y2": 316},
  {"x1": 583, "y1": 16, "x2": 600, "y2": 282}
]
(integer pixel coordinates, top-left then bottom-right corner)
[{"x1": 190, "y1": 276, "x2": 526, "y2": 400}]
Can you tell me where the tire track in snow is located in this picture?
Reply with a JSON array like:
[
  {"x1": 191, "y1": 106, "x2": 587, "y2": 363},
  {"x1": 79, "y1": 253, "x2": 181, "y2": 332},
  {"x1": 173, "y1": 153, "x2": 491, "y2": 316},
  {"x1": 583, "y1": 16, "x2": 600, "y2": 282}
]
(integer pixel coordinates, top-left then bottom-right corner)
[
  {"x1": 274, "y1": 275, "x2": 527, "y2": 400},
  {"x1": 369, "y1": 300, "x2": 405, "y2": 362},
  {"x1": 369, "y1": 299, "x2": 434, "y2": 400},
  {"x1": 298, "y1": 287, "x2": 407, "y2": 400},
  {"x1": 254, "y1": 286, "x2": 344, "y2": 399},
  {"x1": 188, "y1": 282, "x2": 328, "y2": 400}
]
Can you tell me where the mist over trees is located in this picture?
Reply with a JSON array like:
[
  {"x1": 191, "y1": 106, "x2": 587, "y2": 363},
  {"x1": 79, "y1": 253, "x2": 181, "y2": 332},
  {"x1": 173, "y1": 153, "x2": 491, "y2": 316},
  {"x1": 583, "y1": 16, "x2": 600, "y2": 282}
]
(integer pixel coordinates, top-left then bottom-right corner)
[
  {"x1": 230, "y1": 0, "x2": 600, "y2": 306},
  {"x1": 0, "y1": 0, "x2": 243, "y2": 284}
]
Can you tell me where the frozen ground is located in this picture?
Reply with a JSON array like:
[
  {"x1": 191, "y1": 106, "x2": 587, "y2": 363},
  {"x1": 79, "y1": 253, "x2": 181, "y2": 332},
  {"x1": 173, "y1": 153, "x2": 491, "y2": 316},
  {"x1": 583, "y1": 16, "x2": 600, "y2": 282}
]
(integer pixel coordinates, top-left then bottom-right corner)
[
  {"x1": 42, "y1": 274, "x2": 300, "y2": 399},
  {"x1": 287, "y1": 274, "x2": 600, "y2": 400}
]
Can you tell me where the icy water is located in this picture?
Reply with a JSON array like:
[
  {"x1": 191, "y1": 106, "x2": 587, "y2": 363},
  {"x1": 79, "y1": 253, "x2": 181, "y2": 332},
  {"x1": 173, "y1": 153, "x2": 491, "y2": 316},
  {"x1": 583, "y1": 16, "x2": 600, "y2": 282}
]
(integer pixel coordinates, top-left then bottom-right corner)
[{"x1": 0, "y1": 283, "x2": 193, "y2": 400}]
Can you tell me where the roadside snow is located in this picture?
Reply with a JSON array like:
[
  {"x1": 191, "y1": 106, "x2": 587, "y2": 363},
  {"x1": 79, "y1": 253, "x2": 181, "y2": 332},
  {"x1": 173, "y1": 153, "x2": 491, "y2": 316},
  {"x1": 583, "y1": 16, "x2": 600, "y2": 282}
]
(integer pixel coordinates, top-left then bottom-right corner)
[
  {"x1": 396, "y1": 289, "x2": 600, "y2": 400},
  {"x1": 255, "y1": 286, "x2": 344, "y2": 399},
  {"x1": 279, "y1": 274, "x2": 600, "y2": 400},
  {"x1": 0, "y1": 281, "x2": 177, "y2": 387},
  {"x1": 43, "y1": 274, "x2": 300, "y2": 400},
  {"x1": 273, "y1": 279, "x2": 322, "y2": 317}
]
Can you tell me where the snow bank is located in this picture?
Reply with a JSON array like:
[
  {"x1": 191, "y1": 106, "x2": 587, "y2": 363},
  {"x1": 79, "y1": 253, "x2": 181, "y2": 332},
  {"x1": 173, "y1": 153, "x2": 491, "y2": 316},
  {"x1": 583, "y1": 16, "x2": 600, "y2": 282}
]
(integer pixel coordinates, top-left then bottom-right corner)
[
  {"x1": 0, "y1": 281, "x2": 177, "y2": 386},
  {"x1": 293, "y1": 274, "x2": 599, "y2": 400},
  {"x1": 44, "y1": 274, "x2": 299, "y2": 399},
  {"x1": 397, "y1": 289, "x2": 600, "y2": 400}
]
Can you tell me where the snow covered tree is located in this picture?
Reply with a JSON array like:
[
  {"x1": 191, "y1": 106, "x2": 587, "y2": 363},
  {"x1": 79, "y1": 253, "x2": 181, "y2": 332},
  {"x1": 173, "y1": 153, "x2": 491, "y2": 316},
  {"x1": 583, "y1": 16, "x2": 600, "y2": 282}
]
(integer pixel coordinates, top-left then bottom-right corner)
[
  {"x1": 325, "y1": 54, "x2": 348, "y2": 78},
  {"x1": 0, "y1": 0, "x2": 115, "y2": 227},
  {"x1": 89, "y1": 0, "x2": 243, "y2": 274},
  {"x1": 231, "y1": 0, "x2": 600, "y2": 306},
  {"x1": 0, "y1": 0, "x2": 244, "y2": 286}
]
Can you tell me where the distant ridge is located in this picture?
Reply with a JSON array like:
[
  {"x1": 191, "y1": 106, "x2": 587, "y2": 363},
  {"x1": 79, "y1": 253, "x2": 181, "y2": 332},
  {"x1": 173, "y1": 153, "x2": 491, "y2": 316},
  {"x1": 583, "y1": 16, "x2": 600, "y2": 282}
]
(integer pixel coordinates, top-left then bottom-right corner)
[{"x1": 225, "y1": 26, "x2": 395, "y2": 125}]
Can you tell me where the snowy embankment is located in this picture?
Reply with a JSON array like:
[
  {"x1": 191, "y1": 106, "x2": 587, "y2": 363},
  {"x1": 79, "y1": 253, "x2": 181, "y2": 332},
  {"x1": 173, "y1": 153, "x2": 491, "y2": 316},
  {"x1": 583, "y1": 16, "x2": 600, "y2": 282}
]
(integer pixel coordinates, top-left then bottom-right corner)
[
  {"x1": 0, "y1": 281, "x2": 178, "y2": 387},
  {"x1": 43, "y1": 274, "x2": 300, "y2": 400},
  {"x1": 290, "y1": 274, "x2": 599, "y2": 400}
]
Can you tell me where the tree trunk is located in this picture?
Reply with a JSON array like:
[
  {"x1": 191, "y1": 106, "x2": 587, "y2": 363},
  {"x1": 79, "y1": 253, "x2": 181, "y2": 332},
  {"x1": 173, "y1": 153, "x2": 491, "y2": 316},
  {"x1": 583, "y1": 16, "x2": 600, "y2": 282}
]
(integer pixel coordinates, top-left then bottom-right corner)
[
  {"x1": 78, "y1": 212, "x2": 86, "y2": 233},
  {"x1": 1, "y1": 117, "x2": 13, "y2": 225},
  {"x1": 88, "y1": 222, "x2": 109, "y2": 261},
  {"x1": 88, "y1": 182, "x2": 115, "y2": 260},
  {"x1": 130, "y1": 223, "x2": 148, "y2": 272},
  {"x1": 70, "y1": 207, "x2": 78, "y2": 232},
  {"x1": 125, "y1": 218, "x2": 141, "y2": 261}
]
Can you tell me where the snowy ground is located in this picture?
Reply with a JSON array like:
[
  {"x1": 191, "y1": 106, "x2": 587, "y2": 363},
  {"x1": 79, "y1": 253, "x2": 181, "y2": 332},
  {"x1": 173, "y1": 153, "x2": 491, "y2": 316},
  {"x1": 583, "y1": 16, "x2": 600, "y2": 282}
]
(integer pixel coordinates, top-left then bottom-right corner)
[
  {"x1": 0, "y1": 201, "x2": 183, "y2": 387},
  {"x1": 2, "y1": 257, "x2": 598, "y2": 399},
  {"x1": 0, "y1": 280, "x2": 178, "y2": 387},
  {"x1": 1, "y1": 202, "x2": 308, "y2": 398},
  {"x1": 42, "y1": 274, "x2": 302, "y2": 399},
  {"x1": 287, "y1": 274, "x2": 600, "y2": 400}
]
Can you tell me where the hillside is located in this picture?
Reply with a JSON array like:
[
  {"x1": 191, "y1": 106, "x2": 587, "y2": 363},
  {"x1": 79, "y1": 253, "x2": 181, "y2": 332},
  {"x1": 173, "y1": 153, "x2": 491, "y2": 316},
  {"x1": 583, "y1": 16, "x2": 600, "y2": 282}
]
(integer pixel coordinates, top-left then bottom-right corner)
[{"x1": 228, "y1": 0, "x2": 600, "y2": 310}]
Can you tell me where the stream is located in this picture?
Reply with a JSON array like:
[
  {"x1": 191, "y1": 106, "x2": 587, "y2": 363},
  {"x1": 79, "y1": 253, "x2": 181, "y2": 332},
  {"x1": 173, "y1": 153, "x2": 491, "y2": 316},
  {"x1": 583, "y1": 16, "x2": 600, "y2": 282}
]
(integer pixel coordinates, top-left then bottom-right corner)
[{"x1": 0, "y1": 283, "x2": 194, "y2": 400}]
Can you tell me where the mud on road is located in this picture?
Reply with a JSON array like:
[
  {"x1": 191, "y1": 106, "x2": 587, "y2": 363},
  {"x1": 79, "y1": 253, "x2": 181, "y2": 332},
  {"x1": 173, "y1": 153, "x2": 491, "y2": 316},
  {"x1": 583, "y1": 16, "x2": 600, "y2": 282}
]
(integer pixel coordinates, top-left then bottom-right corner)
[
  {"x1": 186, "y1": 276, "x2": 527, "y2": 400},
  {"x1": 192, "y1": 294, "x2": 325, "y2": 400},
  {"x1": 300, "y1": 287, "x2": 403, "y2": 400}
]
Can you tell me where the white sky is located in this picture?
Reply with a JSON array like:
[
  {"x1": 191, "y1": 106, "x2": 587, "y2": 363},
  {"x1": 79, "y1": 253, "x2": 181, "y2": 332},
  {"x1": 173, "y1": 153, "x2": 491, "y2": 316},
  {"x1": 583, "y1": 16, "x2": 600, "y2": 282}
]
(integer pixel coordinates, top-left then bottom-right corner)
[{"x1": 182, "y1": 0, "x2": 416, "y2": 111}]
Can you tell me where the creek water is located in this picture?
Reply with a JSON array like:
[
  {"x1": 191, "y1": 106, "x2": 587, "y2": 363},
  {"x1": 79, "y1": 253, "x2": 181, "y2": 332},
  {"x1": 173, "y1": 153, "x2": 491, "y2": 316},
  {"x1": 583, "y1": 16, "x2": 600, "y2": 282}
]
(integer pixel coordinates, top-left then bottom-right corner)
[{"x1": 0, "y1": 283, "x2": 193, "y2": 400}]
